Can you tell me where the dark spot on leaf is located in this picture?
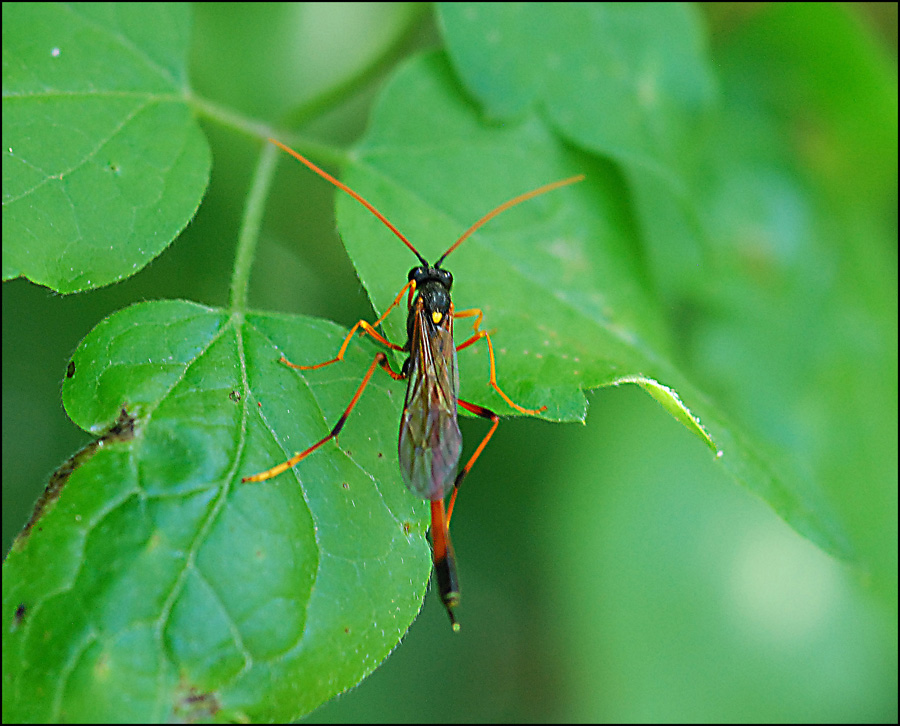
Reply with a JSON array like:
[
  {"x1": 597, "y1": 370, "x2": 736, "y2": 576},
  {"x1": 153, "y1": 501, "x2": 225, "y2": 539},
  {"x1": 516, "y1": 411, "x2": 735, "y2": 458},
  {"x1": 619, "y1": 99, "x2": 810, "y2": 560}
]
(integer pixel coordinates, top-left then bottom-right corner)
[
  {"x1": 229, "y1": 390, "x2": 241, "y2": 403},
  {"x1": 342, "y1": 482, "x2": 349, "y2": 489},
  {"x1": 403, "y1": 522, "x2": 411, "y2": 535},
  {"x1": 13, "y1": 603, "x2": 27, "y2": 628},
  {"x1": 66, "y1": 360, "x2": 76, "y2": 378},
  {"x1": 104, "y1": 407, "x2": 137, "y2": 442},
  {"x1": 15, "y1": 408, "x2": 138, "y2": 546},
  {"x1": 173, "y1": 681, "x2": 221, "y2": 721}
]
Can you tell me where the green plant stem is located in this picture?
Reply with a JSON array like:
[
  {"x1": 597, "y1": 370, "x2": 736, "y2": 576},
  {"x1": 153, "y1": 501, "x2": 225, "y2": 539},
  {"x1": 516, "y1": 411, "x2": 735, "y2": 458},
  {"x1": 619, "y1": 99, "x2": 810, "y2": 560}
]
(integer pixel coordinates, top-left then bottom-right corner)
[
  {"x1": 191, "y1": 94, "x2": 349, "y2": 167},
  {"x1": 269, "y1": 133, "x2": 350, "y2": 167},
  {"x1": 190, "y1": 95, "x2": 272, "y2": 140},
  {"x1": 230, "y1": 141, "x2": 280, "y2": 312},
  {"x1": 200, "y1": 5, "x2": 431, "y2": 314}
]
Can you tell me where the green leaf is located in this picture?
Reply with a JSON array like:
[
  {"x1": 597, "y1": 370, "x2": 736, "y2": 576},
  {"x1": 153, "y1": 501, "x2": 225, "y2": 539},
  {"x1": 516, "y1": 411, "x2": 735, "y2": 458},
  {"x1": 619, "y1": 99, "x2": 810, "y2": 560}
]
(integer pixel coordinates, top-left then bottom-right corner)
[
  {"x1": 3, "y1": 299, "x2": 429, "y2": 722},
  {"x1": 617, "y1": 375, "x2": 719, "y2": 454},
  {"x1": 328, "y1": 52, "x2": 849, "y2": 559},
  {"x1": 439, "y1": 2, "x2": 716, "y2": 297},
  {"x1": 1, "y1": 2, "x2": 210, "y2": 293},
  {"x1": 439, "y1": 3, "x2": 714, "y2": 143},
  {"x1": 337, "y1": 52, "x2": 662, "y2": 421}
]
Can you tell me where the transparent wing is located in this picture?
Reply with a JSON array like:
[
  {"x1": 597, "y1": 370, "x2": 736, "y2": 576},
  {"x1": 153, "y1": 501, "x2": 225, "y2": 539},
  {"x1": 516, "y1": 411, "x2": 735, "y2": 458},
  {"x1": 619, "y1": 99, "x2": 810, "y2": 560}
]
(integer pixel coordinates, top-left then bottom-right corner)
[{"x1": 399, "y1": 307, "x2": 462, "y2": 501}]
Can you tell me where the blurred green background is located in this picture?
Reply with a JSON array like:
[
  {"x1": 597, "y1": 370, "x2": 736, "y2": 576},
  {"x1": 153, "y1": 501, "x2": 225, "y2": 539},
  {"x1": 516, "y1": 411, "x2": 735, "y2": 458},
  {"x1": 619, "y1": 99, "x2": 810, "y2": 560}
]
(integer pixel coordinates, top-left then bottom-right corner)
[{"x1": 3, "y1": 3, "x2": 896, "y2": 722}]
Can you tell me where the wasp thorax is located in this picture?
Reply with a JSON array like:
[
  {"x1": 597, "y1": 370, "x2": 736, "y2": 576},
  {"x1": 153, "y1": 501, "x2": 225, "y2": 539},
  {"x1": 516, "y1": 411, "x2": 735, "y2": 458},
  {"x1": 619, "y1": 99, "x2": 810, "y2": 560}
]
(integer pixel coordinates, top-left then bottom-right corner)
[{"x1": 419, "y1": 280, "x2": 451, "y2": 316}]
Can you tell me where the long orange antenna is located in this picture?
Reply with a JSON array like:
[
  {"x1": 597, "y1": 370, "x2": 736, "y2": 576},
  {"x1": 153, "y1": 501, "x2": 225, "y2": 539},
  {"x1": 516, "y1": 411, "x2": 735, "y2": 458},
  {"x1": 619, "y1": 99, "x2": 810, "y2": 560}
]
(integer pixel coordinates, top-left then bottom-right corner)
[
  {"x1": 269, "y1": 138, "x2": 429, "y2": 267},
  {"x1": 435, "y1": 174, "x2": 585, "y2": 267}
]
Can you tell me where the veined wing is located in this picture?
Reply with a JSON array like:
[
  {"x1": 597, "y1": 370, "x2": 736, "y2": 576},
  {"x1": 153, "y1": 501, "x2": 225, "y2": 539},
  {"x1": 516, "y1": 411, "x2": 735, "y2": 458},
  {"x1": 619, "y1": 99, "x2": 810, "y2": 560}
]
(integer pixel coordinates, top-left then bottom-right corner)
[{"x1": 399, "y1": 304, "x2": 462, "y2": 501}]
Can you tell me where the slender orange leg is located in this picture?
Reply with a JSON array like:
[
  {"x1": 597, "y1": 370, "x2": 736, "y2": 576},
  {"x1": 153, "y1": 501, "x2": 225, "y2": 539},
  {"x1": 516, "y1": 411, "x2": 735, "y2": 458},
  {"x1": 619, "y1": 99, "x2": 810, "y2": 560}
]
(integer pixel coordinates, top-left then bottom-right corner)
[
  {"x1": 453, "y1": 307, "x2": 547, "y2": 415},
  {"x1": 242, "y1": 352, "x2": 403, "y2": 483},
  {"x1": 280, "y1": 280, "x2": 415, "y2": 371},
  {"x1": 446, "y1": 398, "x2": 499, "y2": 524}
]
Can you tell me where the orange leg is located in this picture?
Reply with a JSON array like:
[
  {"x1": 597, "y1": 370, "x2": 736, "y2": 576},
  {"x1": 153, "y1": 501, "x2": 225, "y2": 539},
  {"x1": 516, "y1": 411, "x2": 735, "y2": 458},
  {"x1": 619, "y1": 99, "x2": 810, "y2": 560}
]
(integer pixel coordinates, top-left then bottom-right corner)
[
  {"x1": 281, "y1": 280, "x2": 415, "y2": 371},
  {"x1": 242, "y1": 352, "x2": 403, "y2": 483},
  {"x1": 446, "y1": 398, "x2": 499, "y2": 524},
  {"x1": 453, "y1": 307, "x2": 547, "y2": 415}
]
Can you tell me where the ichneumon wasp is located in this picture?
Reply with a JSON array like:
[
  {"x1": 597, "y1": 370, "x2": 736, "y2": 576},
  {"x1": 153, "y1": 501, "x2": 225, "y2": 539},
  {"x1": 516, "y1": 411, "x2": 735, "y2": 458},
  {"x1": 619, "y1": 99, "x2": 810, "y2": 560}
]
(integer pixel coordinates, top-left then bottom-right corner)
[{"x1": 242, "y1": 138, "x2": 584, "y2": 630}]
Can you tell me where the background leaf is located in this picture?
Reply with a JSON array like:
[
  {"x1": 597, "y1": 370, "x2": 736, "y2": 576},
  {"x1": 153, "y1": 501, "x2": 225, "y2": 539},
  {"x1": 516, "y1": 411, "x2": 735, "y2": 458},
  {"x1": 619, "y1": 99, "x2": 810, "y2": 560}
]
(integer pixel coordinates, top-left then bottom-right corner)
[
  {"x1": 439, "y1": 2, "x2": 717, "y2": 297},
  {"x1": 332, "y1": 51, "x2": 849, "y2": 559},
  {"x1": 1, "y1": 2, "x2": 210, "y2": 293}
]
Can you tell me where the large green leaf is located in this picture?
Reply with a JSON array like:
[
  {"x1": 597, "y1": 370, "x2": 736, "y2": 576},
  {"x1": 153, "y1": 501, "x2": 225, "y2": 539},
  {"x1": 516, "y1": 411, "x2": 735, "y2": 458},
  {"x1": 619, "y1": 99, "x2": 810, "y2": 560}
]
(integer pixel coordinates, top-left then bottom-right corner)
[
  {"x1": 1, "y1": 2, "x2": 210, "y2": 293},
  {"x1": 3, "y1": 299, "x2": 429, "y2": 722},
  {"x1": 439, "y1": 2, "x2": 716, "y2": 297},
  {"x1": 439, "y1": 3, "x2": 713, "y2": 144},
  {"x1": 329, "y1": 52, "x2": 848, "y2": 559},
  {"x1": 337, "y1": 54, "x2": 663, "y2": 418}
]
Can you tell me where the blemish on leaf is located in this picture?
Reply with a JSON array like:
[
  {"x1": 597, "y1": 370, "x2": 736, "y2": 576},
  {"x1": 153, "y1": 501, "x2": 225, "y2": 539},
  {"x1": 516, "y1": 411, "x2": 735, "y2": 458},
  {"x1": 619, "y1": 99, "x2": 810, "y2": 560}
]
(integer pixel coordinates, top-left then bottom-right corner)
[
  {"x1": 66, "y1": 360, "x2": 76, "y2": 378},
  {"x1": 12, "y1": 603, "x2": 27, "y2": 629},
  {"x1": 14, "y1": 408, "x2": 138, "y2": 546},
  {"x1": 173, "y1": 682, "x2": 221, "y2": 721}
]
